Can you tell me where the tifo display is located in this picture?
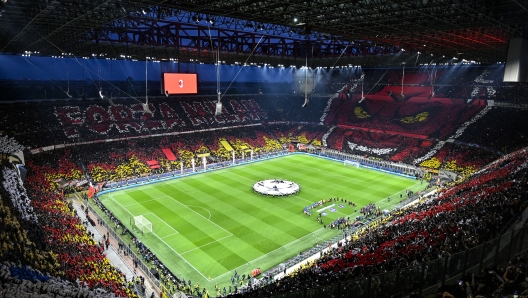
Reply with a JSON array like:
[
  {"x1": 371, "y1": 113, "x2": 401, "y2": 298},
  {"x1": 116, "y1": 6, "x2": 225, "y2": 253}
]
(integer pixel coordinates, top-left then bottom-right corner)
[
  {"x1": 96, "y1": 154, "x2": 422, "y2": 295},
  {"x1": 3, "y1": 55, "x2": 528, "y2": 298},
  {"x1": 252, "y1": 179, "x2": 300, "y2": 196}
]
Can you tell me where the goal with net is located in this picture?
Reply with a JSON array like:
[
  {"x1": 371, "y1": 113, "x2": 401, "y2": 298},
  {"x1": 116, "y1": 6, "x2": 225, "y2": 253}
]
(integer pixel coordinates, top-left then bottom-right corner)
[
  {"x1": 344, "y1": 160, "x2": 360, "y2": 168},
  {"x1": 132, "y1": 215, "x2": 153, "y2": 235}
]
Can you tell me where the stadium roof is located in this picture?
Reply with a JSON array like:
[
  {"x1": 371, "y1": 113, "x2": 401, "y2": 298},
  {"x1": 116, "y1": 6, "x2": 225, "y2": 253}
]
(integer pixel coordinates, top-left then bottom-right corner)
[{"x1": 0, "y1": 0, "x2": 527, "y2": 67}]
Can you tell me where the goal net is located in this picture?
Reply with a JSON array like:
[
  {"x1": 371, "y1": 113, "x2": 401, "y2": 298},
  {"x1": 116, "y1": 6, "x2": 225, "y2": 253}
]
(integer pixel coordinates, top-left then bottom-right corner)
[
  {"x1": 344, "y1": 160, "x2": 360, "y2": 168},
  {"x1": 132, "y1": 215, "x2": 152, "y2": 235}
]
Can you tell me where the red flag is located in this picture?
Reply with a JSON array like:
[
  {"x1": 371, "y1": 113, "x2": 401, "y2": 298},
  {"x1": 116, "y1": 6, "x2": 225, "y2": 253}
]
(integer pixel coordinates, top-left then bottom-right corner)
[{"x1": 87, "y1": 185, "x2": 95, "y2": 199}]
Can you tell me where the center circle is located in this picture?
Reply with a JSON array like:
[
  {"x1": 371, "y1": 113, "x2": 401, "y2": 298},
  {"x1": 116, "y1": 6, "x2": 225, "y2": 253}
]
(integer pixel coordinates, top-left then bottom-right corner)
[{"x1": 252, "y1": 179, "x2": 300, "y2": 197}]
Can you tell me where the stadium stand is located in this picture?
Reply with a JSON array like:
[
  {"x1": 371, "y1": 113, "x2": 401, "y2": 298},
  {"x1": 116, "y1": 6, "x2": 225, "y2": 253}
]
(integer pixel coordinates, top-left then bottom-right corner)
[
  {"x1": 0, "y1": 136, "x2": 140, "y2": 297},
  {"x1": 1, "y1": 65, "x2": 528, "y2": 298},
  {"x1": 227, "y1": 148, "x2": 528, "y2": 297}
]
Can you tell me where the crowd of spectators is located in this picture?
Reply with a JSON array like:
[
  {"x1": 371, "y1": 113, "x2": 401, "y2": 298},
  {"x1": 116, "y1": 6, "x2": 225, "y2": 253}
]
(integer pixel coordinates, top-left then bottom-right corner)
[
  {"x1": 2, "y1": 166, "x2": 38, "y2": 223},
  {"x1": 435, "y1": 255, "x2": 528, "y2": 298},
  {"x1": 324, "y1": 96, "x2": 485, "y2": 140},
  {"x1": 361, "y1": 66, "x2": 507, "y2": 101},
  {"x1": 418, "y1": 143, "x2": 499, "y2": 178},
  {"x1": 229, "y1": 147, "x2": 528, "y2": 297},
  {"x1": 0, "y1": 94, "x2": 327, "y2": 149},
  {"x1": 0, "y1": 162, "x2": 60, "y2": 277},
  {"x1": 1, "y1": 121, "x2": 517, "y2": 295},
  {"x1": 494, "y1": 82, "x2": 528, "y2": 102},
  {"x1": 27, "y1": 176, "x2": 138, "y2": 296},
  {"x1": 1, "y1": 64, "x2": 528, "y2": 298},
  {"x1": 0, "y1": 261, "x2": 128, "y2": 298},
  {"x1": 323, "y1": 127, "x2": 433, "y2": 164},
  {"x1": 0, "y1": 65, "x2": 526, "y2": 151},
  {"x1": 0, "y1": 135, "x2": 141, "y2": 297},
  {"x1": 92, "y1": 195, "x2": 186, "y2": 297},
  {"x1": 28, "y1": 126, "x2": 288, "y2": 184},
  {"x1": 457, "y1": 107, "x2": 528, "y2": 154},
  {"x1": 0, "y1": 172, "x2": 138, "y2": 297},
  {"x1": 2, "y1": 114, "x2": 524, "y2": 298},
  {"x1": 416, "y1": 107, "x2": 528, "y2": 178},
  {"x1": 0, "y1": 129, "x2": 526, "y2": 298},
  {"x1": 0, "y1": 68, "x2": 524, "y2": 177},
  {"x1": 268, "y1": 125, "x2": 326, "y2": 147},
  {"x1": 0, "y1": 65, "x2": 510, "y2": 104},
  {"x1": 0, "y1": 135, "x2": 25, "y2": 154}
]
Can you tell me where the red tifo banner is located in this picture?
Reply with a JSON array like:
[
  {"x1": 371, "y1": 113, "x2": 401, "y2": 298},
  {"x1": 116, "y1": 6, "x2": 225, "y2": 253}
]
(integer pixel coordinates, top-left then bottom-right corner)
[{"x1": 162, "y1": 148, "x2": 177, "y2": 161}]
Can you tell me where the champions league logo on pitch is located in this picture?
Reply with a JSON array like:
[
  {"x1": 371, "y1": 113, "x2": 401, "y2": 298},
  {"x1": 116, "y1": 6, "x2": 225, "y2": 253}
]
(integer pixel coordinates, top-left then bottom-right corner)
[{"x1": 253, "y1": 179, "x2": 300, "y2": 197}]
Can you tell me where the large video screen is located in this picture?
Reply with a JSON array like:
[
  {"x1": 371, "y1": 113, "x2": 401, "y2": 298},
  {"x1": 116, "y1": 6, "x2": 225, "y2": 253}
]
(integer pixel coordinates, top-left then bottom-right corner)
[{"x1": 163, "y1": 73, "x2": 198, "y2": 94}]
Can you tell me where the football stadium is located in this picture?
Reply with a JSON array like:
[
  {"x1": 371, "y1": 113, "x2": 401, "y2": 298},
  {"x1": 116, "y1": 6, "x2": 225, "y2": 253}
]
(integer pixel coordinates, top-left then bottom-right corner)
[{"x1": 1, "y1": 1, "x2": 528, "y2": 298}]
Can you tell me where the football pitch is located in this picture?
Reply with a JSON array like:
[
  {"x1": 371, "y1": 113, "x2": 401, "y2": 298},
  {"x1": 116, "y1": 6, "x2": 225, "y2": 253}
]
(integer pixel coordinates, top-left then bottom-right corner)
[{"x1": 98, "y1": 154, "x2": 424, "y2": 290}]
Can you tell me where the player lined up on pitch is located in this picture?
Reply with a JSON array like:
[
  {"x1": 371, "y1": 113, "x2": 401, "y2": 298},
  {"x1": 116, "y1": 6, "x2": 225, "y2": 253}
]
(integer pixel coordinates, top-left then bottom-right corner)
[{"x1": 303, "y1": 197, "x2": 355, "y2": 216}]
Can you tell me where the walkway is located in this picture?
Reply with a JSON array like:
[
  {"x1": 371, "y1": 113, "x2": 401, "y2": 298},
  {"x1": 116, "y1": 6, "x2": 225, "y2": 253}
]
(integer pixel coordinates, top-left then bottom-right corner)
[{"x1": 69, "y1": 197, "x2": 156, "y2": 297}]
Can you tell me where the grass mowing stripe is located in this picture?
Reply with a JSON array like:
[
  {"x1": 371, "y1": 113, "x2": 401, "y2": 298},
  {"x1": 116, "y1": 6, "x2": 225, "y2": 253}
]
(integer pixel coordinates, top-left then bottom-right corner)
[
  {"x1": 143, "y1": 200, "x2": 227, "y2": 248},
  {"x1": 111, "y1": 194, "x2": 214, "y2": 279},
  {"x1": 195, "y1": 175, "x2": 314, "y2": 221},
  {"x1": 180, "y1": 234, "x2": 233, "y2": 255},
  {"x1": 120, "y1": 196, "x2": 169, "y2": 208},
  {"x1": 158, "y1": 195, "x2": 233, "y2": 236},
  {"x1": 251, "y1": 161, "x2": 379, "y2": 185},
  {"x1": 156, "y1": 183, "x2": 287, "y2": 256},
  {"x1": 157, "y1": 173, "x2": 342, "y2": 276},
  {"x1": 99, "y1": 154, "x2": 424, "y2": 291},
  {"x1": 166, "y1": 180, "x2": 307, "y2": 246},
  {"x1": 126, "y1": 190, "x2": 228, "y2": 251}
]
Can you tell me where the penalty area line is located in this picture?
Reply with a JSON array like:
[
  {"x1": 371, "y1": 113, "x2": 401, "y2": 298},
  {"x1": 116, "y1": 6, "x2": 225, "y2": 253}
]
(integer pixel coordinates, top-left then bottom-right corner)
[
  {"x1": 180, "y1": 234, "x2": 233, "y2": 255},
  {"x1": 186, "y1": 205, "x2": 212, "y2": 220},
  {"x1": 149, "y1": 226, "x2": 209, "y2": 280},
  {"x1": 108, "y1": 196, "x2": 207, "y2": 280},
  {"x1": 157, "y1": 196, "x2": 233, "y2": 237},
  {"x1": 161, "y1": 232, "x2": 179, "y2": 239},
  {"x1": 208, "y1": 225, "x2": 330, "y2": 281},
  {"x1": 144, "y1": 212, "x2": 179, "y2": 235},
  {"x1": 109, "y1": 195, "x2": 136, "y2": 218},
  {"x1": 122, "y1": 197, "x2": 169, "y2": 208}
]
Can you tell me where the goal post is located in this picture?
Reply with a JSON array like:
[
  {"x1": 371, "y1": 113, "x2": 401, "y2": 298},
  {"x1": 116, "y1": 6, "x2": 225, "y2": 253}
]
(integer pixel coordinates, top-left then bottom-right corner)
[
  {"x1": 132, "y1": 215, "x2": 153, "y2": 235},
  {"x1": 344, "y1": 160, "x2": 360, "y2": 168}
]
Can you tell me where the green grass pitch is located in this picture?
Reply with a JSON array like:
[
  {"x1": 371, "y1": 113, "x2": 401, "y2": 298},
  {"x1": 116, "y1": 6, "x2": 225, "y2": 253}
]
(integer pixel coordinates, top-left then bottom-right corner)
[{"x1": 98, "y1": 154, "x2": 424, "y2": 291}]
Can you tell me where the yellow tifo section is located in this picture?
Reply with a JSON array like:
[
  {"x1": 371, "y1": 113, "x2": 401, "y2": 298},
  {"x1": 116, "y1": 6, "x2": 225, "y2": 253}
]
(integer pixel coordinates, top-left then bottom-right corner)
[{"x1": 220, "y1": 140, "x2": 234, "y2": 151}]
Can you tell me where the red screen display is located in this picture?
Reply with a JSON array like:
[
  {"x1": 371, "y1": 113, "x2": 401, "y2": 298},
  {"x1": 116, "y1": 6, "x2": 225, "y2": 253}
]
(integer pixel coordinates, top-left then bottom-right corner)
[{"x1": 163, "y1": 73, "x2": 198, "y2": 94}]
